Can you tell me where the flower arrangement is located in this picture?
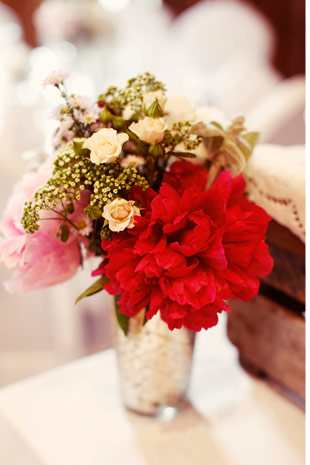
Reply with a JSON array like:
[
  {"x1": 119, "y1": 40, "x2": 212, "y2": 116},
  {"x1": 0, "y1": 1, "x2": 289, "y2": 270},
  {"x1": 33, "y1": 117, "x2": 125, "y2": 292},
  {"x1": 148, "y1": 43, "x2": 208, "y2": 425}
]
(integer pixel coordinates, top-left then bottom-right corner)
[{"x1": 0, "y1": 71, "x2": 273, "y2": 333}]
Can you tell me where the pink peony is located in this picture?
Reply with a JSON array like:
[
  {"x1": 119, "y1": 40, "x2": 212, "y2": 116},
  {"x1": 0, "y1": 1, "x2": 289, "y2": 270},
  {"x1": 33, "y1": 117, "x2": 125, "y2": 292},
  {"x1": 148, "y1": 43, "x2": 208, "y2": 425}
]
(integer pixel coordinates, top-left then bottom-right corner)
[{"x1": 0, "y1": 161, "x2": 89, "y2": 293}]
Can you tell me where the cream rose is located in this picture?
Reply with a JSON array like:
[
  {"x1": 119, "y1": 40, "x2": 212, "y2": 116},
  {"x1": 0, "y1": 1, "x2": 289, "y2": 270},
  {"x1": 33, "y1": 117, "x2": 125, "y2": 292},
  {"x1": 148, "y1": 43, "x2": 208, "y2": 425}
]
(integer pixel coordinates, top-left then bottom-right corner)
[
  {"x1": 103, "y1": 198, "x2": 140, "y2": 232},
  {"x1": 83, "y1": 128, "x2": 129, "y2": 165},
  {"x1": 129, "y1": 117, "x2": 167, "y2": 144},
  {"x1": 143, "y1": 91, "x2": 166, "y2": 110}
]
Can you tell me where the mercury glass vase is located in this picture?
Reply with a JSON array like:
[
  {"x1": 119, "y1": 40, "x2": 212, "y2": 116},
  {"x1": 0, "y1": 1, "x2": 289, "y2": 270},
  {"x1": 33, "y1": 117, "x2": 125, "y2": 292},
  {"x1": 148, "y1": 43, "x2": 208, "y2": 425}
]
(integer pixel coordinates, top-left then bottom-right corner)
[{"x1": 111, "y1": 309, "x2": 196, "y2": 416}]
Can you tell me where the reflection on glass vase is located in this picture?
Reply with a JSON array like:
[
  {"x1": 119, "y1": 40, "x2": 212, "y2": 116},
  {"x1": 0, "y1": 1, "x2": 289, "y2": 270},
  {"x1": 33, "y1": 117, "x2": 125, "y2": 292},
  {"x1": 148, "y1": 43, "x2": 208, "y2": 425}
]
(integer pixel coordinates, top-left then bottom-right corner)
[{"x1": 111, "y1": 306, "x2": 196, "y2": 416}]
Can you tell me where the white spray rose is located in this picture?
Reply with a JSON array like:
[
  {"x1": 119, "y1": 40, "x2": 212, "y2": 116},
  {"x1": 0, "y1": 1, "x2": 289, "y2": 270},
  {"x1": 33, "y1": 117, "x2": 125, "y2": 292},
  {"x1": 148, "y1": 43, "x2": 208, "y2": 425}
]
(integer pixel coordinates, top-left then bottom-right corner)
[
  {"x1": 164, "y1": 96, "x2": 196, "y2": 129},
  {"x1": 196, "y1": 106, "x2": 228, "y2": 128},
  {"x1": 122, "y1": 106, "x2": 136, "y2": 120},
  {"x1": 83, "y1": 128, "x2": 129, "y2": 165},
  {"x1": 143, "y1": 91, "x2": 166, "y2": 110},
  {"x1": 129, "y1": 117, "x2": 167, "y2": 144},
  {"x1": 103, "y1": 198, "x2": 140, "y2": 232}
]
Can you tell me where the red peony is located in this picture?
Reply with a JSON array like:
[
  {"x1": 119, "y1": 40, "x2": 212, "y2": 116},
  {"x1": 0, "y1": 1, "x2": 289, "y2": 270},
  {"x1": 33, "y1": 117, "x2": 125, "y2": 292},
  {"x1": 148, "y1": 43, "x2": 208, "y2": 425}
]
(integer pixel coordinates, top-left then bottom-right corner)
[
  {"x1": 94, "y1": 161, "x2": 273, "y2": 331},
  {"x1": 217, "y1": 173, "x2": 274, "y2": 301}
]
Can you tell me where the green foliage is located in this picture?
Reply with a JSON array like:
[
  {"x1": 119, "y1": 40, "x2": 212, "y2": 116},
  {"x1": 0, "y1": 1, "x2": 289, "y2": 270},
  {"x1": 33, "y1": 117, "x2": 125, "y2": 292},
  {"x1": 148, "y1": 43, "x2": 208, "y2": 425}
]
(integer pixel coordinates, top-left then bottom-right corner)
[
  {"x1": 75, "y1": 276, "x2": 109, "y2": 305},
  {"x1": 191, "y1": 117, "x2": 259, "y2": 176},
  {"x1": 173, "y1": 152, "x2": 197, "y2": 159},
  {"x1": 66, "y1": 203, "x2": 74, "y2": 214},
  {"x1": 98, "y1": 72, "x2": 166, "y2": 117},
  {"x1": 84, "y1": 205, "x2": 102, "y2": 220},
  {"x1": 115, "y1": 295, "x2": 130, "y2": 335},
  {"x1": 60, "y1": 224, "x2": 70, "y2": 242},
  {"x1": 241, "y1": 131, "x2": 259, "y2": 152}
]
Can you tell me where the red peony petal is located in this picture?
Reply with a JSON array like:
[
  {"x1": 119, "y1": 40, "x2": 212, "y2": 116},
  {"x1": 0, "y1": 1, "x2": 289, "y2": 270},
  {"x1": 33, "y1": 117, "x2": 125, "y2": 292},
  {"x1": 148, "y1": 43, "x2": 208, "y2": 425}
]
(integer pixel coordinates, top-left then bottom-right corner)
[{"x1": 163, "y1": 161, "x2": 207, "y2": 193}]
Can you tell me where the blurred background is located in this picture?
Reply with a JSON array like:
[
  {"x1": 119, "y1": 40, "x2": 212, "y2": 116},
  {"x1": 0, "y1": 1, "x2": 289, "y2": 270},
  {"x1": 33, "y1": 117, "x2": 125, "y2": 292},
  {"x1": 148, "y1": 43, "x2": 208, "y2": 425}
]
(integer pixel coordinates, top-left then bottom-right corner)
[{"x1": 0, "y1": 0, "x2": 305, "y2": 387}]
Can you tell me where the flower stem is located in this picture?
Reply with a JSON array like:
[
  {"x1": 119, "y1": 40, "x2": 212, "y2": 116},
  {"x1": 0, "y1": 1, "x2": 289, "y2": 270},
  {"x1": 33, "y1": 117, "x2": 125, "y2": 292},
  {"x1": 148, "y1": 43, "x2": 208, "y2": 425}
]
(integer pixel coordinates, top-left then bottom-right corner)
[
  {"x1": 48, "y1": 208, "x2": 80, "y2": 230},
  {"x1": 206, "y1": 159, "x2": 222, "y2": 189}
]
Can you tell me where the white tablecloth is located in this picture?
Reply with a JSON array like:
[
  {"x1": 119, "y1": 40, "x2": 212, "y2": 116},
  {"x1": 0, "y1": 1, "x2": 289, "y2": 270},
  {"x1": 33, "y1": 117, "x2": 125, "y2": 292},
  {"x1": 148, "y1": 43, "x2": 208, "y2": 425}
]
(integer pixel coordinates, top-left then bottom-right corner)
[{"x1": 0, "y1": 317, "x2": 305, "y2": 465}]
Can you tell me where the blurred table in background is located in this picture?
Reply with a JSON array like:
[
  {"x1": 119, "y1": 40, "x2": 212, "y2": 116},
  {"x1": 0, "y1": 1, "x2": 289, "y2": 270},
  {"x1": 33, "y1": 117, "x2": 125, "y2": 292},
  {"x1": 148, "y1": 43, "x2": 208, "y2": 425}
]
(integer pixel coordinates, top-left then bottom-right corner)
[{"x1": 0, "y1": 315, "x2": 305, "y2": 465}]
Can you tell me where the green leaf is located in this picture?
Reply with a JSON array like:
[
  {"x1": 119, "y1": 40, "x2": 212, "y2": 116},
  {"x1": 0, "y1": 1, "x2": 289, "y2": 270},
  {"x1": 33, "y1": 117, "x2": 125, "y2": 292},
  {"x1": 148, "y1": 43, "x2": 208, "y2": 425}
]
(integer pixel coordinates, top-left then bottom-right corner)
[
  {"x1": 143, "y1": 306, "x2": 150, "y2": 326},
  {"x1": 114, "y1": 296, "x2": 129, "y2": 335},
  {"x1": 126, "y1": 129, "x2": 149, "y2": 156},
  {"x1": 66, "y1": 203, "x2": 74, "y2": 214},
  {"x1": 112, "y1": 115, "x2": 125, "y2": 130},
  {"x1": 75, "y1": 276, "x2": 108, "y2": 305},
  {"x1": 88, "y1": 240, "x2": 103, "y2": 254},
  {"x1": 242, "y1": 132, "x2": 259, "y2": 150},
  {"x1": 173, "y1": 152, "x2": 197, "y2": 159},
  {"x1": 127, "y1": 128, "x2": 143, "y2": 144},
  {"x1": 97, "y1": 94, "x2": 106, "y2": 103},
  {"x1": 190, "y1": 121, "x2": 224, "y2": 139},
  {"x1": 210, "y1": 121, "x2": 224, "y2": 130},
  {"x1": 60, "y1": 224, "x2": 70, "y2": 243},
  {"x1": 99, "y1": 107, "x2": 113, "y2": 124},
  {"x1": 73, "y1": 140, "x2": 89, "y2": 158},
  {"x1": 84, "y1": 205, "x2": 103, "y2": 220}
]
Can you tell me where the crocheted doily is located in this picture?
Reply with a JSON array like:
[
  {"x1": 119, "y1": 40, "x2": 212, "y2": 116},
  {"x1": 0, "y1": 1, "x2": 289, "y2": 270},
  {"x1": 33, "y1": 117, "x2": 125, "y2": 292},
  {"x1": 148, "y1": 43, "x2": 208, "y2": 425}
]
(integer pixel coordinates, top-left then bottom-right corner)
[{"x1": 244, "y1": 144, "x2": 305, "y2": 243}]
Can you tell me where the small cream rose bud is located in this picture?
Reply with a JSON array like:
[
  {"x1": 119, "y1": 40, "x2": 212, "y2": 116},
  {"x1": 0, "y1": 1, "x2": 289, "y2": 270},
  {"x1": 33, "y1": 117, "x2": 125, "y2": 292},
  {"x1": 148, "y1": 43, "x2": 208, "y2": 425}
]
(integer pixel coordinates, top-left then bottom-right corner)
[
  {"x1": 143, "y1": 91, "x2": 166, "y2": 111},
  {"x1": 120, "y1": 155, "x2": 146, "y2": 168},
  {"x1": 129, "y1": 117, "x2": 167, "y2": 144},
  {"x1": 103, "y1": 198, "x2": 140, "y2": 232},
  {"x1": 83, "y1": 128, "x2": 129, "y2": 165}
]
